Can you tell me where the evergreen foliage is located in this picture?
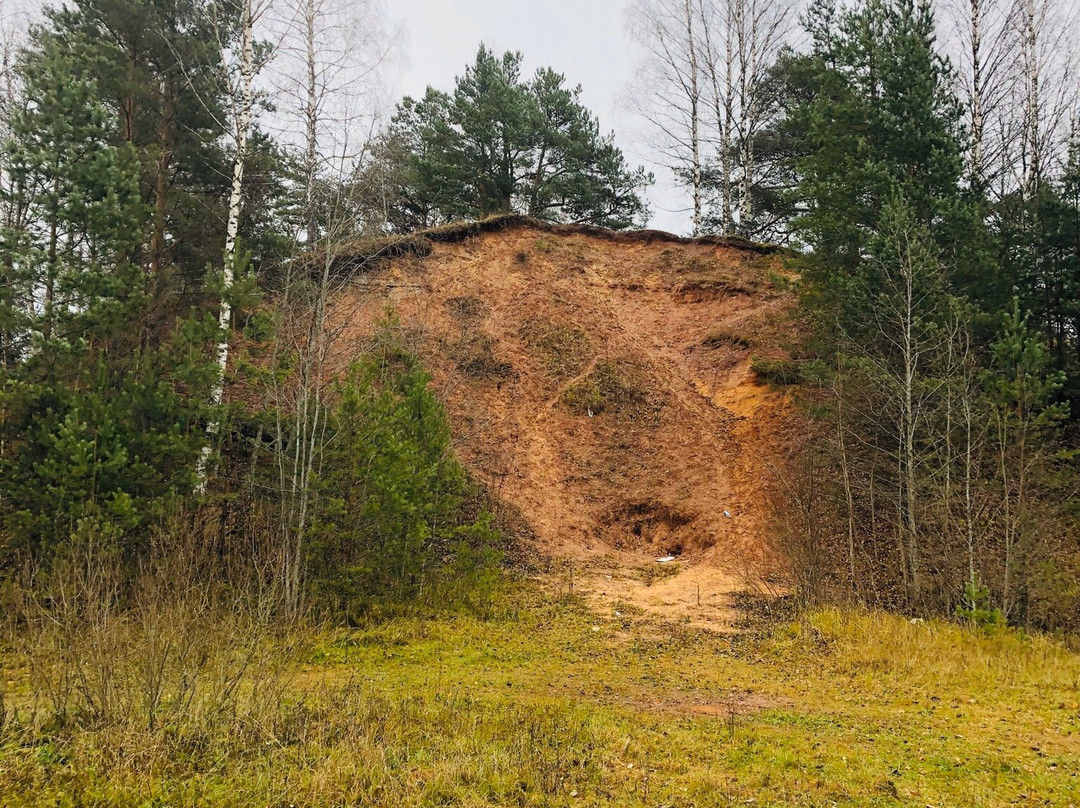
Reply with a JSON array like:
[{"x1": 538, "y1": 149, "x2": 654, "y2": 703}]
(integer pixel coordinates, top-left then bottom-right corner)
[
  {"x1": 0, "y1": 23, "x2": 217, "y2": 563},
  {"x1": 308, "y1": 324, "x2": 499, "y2": 612},
  {"x1": 787, "y1": 0, "x2": 998, "y2": 322},
  {"x1": 38, "y1": 0, "x2": 237, "y2": 301},
  {"x1": 358, "y1": 46, "x2": 652, "y2": 231},
  {"x1": 772, "y1": 0, "x2": 1078, "y2": 627}
]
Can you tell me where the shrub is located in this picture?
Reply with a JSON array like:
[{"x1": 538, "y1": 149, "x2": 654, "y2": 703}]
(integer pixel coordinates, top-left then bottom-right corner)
[
  {"x1": 751, "y1": 357, "x2": 802, "y2": 386},
  {"x1": 4, "y1": 519, "x2": 286, "y2": 736},
  {"x1": 309, "y1": 330, "x2": 500, "y2": 614}
]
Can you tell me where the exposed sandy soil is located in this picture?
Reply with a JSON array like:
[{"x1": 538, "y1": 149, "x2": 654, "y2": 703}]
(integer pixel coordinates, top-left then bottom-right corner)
[{"x1": 326, "y1": 223, "x2": 802, "y2": 628}]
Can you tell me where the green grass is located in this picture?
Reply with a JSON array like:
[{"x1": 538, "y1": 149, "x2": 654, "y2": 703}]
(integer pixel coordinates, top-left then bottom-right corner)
[{"x1": 2, "y1": 584, "x2": 1079, "y2": 807}]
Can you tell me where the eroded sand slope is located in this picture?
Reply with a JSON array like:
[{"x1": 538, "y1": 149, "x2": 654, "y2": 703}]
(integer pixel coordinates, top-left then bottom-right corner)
[{"x1": 328, "y1": 223, "x2": 801, "y2": 625}]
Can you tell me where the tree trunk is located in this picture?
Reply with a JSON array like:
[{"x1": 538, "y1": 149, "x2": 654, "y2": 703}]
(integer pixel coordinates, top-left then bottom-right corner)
[
  {"x1": 1022, "y1": 0, "x2": 1040, "y2": 200},
  {"x1": 901, "y1": 253, "x2": 920, "y2": 603},
  {"x1": 43, "y1": 172, "x2": 59, "y2": 342},
  {"x1": 835, "y1": 357, "x2": 858, "y2": 597},
  {"x1": 968, "y1": 0, "x2": 985, "y2": 187},
  {"x1": 196, "y1": 0, "x2": 255, "y2": 492},
  {"x1": 721, "y1": 3, "x2": 735, "y2": 233},
  {"x1": 149, "y1": 82, "x2": 174, "y2": 283},
  {"x1": 683, "y1": 0, "x2": 702, "y2": 235},
  {"x1": 304, "y1": 0, "x2": 319, "y2": 246}
]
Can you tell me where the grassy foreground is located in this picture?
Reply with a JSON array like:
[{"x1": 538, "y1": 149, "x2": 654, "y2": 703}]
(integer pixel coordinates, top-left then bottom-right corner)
[{"x1": 2, "y1": 584, "x2": 1079, "y2": 807}]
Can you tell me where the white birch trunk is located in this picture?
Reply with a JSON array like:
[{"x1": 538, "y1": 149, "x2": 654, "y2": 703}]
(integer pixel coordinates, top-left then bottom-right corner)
[
  {"x1": 968, "y1": 0, "x2": 986, "y2": 185},
  {"x1": 1021, "y1": 0, "x2": 1040, "y2": 199},
  {"x1": 684, "y1": 0, "x2": 703, "y2": 235},
  {"x1": 196, "y1": 0, "x2": 255, "y2": 492}
]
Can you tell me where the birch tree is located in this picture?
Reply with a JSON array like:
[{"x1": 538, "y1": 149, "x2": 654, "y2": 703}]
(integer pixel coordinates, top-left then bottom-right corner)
[
  {"x1": 201, "y1": 0, "x2": 401, "y2": 609},
  {"x1": 864, "y1": 200, "x2": 950, "y2": 602},
  {"x1": 196, "y1": 0, "x2": 272, "y2": 490},
  {"x1": 268, "y1": 185, "x2": 361, "y2": 613},
  {"x1": 267, "y1": 0, "x2": 398, "y2": 242},
  {"x1": 626, "y1": 0, "x2": 705, "y2": 234},
  {"x1": 696, "y1": 0, "x2": 736, "y2": 231},
  {"x1": 1008, "y1": 0, "x2": 1077, "y2": 196},
  {"x1": 938, "y1": 0, "x2": 1017, "y2": 192},
  {"x1": 263, "y1": 0, "x2": 397, "y2": 612},
  {"x1": 626, "y1": 0, "x2": 795, "y2": 236},
  {"x1": 699, "y1": 0, "x2": 795, "y2": 235}
]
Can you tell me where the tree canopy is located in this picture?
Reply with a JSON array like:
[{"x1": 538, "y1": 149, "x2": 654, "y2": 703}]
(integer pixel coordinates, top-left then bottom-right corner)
[
  {"x1": 786, "y1": 0, "x2": 995, "y2": 307},
  {"x1": 361, "y1": 46, "x2": 652, "y2": 231}
]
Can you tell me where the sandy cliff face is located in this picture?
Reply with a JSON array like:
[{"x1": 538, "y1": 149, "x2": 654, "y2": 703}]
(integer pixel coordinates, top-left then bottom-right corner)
[{"x1": 327, "y1": 222, "x2": 802, "y2": 624}]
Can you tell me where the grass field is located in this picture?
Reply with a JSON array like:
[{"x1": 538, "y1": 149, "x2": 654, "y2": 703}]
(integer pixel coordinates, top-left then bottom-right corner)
[{"x1": 2, "y1": 584, "x2": 1079, "y2": 807}]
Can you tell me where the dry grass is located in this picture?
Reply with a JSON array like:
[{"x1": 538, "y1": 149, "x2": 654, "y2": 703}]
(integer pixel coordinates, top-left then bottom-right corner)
[
  {"x1": 702, "y1": 329, "x2": 752, "y2": 350},
  {"x1": 2, "y1": 581, "x2": 1079, "y2": 807},
  {"x1": 519, "y1": 319, "x2": 592, "y2": 379},
  {"x1": 562, "y1": 359, "x2": 654, "y2": 418},
  {"x1": 448, "y1": 330, "x2": 515, "y2": 380}
]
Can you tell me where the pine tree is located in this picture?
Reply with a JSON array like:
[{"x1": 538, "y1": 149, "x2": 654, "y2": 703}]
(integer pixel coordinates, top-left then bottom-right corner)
[
  {"x1": 996, "y1": 137, "x2": 1080, "y2": 411},
  {"x1": 0, "y1": 22, "x2": 215, "y2": 563},
  {"x1": 309, "y1": 325, "x2": 497, "y2": 609},
  {"x1": 789, "y1": 0, "x2": 997, "y2": 326},
  {"x1": 986, "y1": 301, "x2": 1068, "y2": 621},
  {"x1": 39, "y1": 0, "x2": 237, "y2": 315},
  {"x1": 370, "y1": 46, "x2": 651, "y2": 230}
]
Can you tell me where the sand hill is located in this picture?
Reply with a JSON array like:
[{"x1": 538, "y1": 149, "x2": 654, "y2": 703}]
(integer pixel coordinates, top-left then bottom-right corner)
[{"x1": 324, "y1": 219, "x2": 802, "y2": 626}]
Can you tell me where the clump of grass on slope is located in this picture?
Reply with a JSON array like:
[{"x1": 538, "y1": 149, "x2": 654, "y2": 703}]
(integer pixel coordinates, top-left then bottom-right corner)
[
  {"x1": 520, "y1": 319, "x2": 592, "y2": 378},
  {"x1": 563, "y1": 360, "x2": 652, "y2": 417}
]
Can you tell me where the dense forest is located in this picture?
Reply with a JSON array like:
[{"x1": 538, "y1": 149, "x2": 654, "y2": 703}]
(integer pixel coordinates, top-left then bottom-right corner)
[{"x1": 0, "y1": 0, "x2": 1077, "y2": 636}]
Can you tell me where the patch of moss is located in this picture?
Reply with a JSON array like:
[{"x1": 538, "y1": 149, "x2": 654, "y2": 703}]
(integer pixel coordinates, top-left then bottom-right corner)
[{"x1": 445, "y1": 295, "x2": 487, "y2": 320}]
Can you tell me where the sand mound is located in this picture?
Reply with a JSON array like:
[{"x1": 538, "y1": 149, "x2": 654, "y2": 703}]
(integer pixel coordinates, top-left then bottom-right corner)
[{"x1": 327, "y1": 221, "x2": 802, "y2": 626}]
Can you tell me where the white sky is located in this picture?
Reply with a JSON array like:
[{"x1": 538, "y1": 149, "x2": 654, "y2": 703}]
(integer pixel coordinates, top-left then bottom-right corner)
[{"x1": 388, "y1": 0, "x2": 690, "y2": 233}]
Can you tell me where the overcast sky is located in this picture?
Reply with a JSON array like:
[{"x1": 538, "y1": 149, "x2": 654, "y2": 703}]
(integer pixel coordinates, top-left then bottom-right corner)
[{"x1": 388, "y1": 0, "x2": 689, "y2": 233}]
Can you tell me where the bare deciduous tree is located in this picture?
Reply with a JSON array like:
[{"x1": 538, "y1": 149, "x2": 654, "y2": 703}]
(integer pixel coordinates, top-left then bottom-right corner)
[
  {"x1": 626, "y1": 0, "x2": 795, "y2": 236},
  {"x1": 1007, "y1": 0, "x2": 1076, "y2": 196},
  {"x1": 703, "y1": 0, "x2": 795, "y2": 233},
  {"x1": 257, "y1": 0, "x2": 398, "y2": 611},
  {"x1": 626, "y1": 0, "x2": 705, "y2": 234},
  {"x1": 268, "y1": 189, "x2": 360, "y2": 614},
  {"x1": 197, "y1": 0, "x2": 274, "y2": 490},
  {"x1": 938, "y1": 0, "x2": 1018, "y2": 191},
  {"x1": 266, "y1": 0, "x2": 399, "y2": 242}
]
